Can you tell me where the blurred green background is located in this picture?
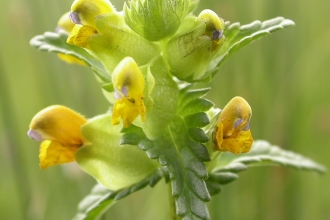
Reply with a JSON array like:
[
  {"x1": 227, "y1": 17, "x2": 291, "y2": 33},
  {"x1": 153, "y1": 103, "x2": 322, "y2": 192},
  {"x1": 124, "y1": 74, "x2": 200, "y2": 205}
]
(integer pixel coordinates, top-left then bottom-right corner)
[{"x1": 1, "y1": 0, "x2": 329, "y2": 219}]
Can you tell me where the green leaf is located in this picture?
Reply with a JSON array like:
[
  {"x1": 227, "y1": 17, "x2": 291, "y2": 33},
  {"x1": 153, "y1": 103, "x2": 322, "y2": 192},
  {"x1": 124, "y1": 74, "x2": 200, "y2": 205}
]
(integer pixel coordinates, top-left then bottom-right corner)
[
  {"x1": 206, "y1": 17, "x2": 295, "y2": 78},
  {"x1": 208, "y1": 172, "x2": 239, "y2": 185},
  {"x1": 206, "y1": 140, "x2": 326, "y2": 196},
  {"x1": 76, "y1": 114, "x2": 160, "y2": 191},
  {"x1": 121, "y1": 86, "x2": 213, "y2": 219},
  {"x1": 178, "y1": 88, "x2": 211, "y2": 111},
  {"x1": 187, "y1": 128, "x2": 209, "y2": 143},
  {"x1": 72, "y1": 183, "x2": 114, "y2": 220},
  {"x1": 72, "y1": 169, "x2": 163, "y2": 220},
  {"x1": 205, "y1": 172, "x2": 239, "y2": 196},
  {"x1": 184, "y1": 112, "x2": 210, "y2": 128},
  {"x1": 180, "y1": 98, "x2": 214, "y2": 116},
  {"x1": 30, "y1": 30, "x2": 111, "y2": 83},
  {"x1": 142, "y1": 117, "x2": 211, "y2": 219},
  {"x1": 216, "y1": 140, "x2": 327, "y2": 173}
]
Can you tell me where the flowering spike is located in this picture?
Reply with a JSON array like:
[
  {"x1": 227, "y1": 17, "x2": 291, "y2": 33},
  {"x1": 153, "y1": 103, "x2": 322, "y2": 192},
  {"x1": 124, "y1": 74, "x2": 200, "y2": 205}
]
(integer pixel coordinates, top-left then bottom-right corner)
[
  {"x1": 111, "y1": 57, "x2": 146, "y2": 127},
  {"x1": 28, "y1": 105, "x2": 87, "y2": 169},
  {"x1": 71, "y1": 0, "x2": 115, "y2": 28},
  {"x1": 213, "y1": 97, "x2": 253, "y2": 154}
]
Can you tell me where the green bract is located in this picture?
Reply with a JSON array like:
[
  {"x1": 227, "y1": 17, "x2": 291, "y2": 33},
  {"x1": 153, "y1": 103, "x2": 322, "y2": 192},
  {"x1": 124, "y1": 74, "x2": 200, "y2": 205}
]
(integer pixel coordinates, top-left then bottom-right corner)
[
  {"x1": 136, "y1": 57, "x2": 179, "y2": 139},
  {"x1": 76, "y1": 114, "x2": 159, "y2": 190},
  {"x1": 83, "y1": 13, "x2": 160, "y2": 73},
  {"x1": 124, "y1": 0, "x2": 197, "y2": 41},
  {"x1": 165, "y1": 10, "x2": 225, "y2": 81}
]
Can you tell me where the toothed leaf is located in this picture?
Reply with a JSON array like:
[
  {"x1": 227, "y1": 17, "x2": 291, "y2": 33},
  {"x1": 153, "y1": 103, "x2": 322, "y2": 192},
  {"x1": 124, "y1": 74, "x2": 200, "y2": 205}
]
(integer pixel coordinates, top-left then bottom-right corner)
[
  {"x1": 134, "y1": 116, "x2": 211, "y2": 219},
  {"x1": 30, "y1": 31, "x2": 111, "y2": 83},
  {"x1": 72, "y1": 169, "x2": 163, "y2": 220},
  {"x1": 207, "y1": 17, "x2": 295, "y2": 78}
]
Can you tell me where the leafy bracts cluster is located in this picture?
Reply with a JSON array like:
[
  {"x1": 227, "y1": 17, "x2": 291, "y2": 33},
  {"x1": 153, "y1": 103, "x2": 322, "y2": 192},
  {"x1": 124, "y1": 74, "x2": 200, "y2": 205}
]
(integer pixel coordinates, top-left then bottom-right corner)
[{"x1": 27, "y1": 0, "x2": 326, "y2": 220}]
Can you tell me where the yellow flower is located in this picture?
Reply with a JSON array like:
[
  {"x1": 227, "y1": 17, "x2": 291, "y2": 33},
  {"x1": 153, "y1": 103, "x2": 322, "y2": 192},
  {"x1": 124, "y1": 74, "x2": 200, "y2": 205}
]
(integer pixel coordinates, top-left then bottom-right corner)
[
  {"x1": 111, "y1": 57, "x2": 146, "y2": 128},
  {"x1": 56, "y1": 12, "x2": 87, "y2": 66},
  {"x1": 28, "y1": 105, "x2": 87, "y2": 169},
  {"x1": 213, "y1": 96, "x2": 253, "y2": 154},
  {"x1": 66, "y1": 0, "x2": 114, "y2": 48},
  {"x1": 70, "y1": 0, "x2": 115, "y2": 28},
  {"x1": 198, "y1": 9, "x2": 226, "y2": 52}
]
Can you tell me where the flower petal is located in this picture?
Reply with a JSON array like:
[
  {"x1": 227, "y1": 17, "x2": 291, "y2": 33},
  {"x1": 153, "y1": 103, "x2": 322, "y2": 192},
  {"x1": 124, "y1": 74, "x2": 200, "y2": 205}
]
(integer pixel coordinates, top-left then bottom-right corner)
[
  {"x1": 29, "y1": 105, "x2": 87, "y2": 146},
  {"x1": 111, "y1": 96, "x2": 146, "y2": 128},
  {"x1": 67, "y1": 24, "x2": 98, "y2": 48},
  {"x1": 220, "y1": 130, "x2": 253, "y2": 154},
  {"x1": 39, "y1": 140, "x2": 80, "y2": 169},
  {"x1": 57, "y1": 53, "x2": 87, "y2": 66},
  {"x1": 71, "y1": 0, "x2": 115, "y2": 28}
]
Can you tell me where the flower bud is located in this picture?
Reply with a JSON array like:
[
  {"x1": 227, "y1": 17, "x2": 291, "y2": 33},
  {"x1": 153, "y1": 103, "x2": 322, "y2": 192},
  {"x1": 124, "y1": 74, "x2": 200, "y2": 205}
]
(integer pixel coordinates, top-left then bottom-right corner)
[
  {"x1": 165, "y1": 10, "x2": 225, "y2": 81},
  {"x1": 213, "y1": 97, "x2": 253, "y2": 154},
  {"x1": 124, "y1": 0, "x2": 194, "y2": 41}
]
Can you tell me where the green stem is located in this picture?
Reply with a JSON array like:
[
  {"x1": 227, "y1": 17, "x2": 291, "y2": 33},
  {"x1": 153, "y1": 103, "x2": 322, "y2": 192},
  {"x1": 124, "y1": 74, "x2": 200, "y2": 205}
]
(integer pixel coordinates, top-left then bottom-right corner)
[
  {"x1": 206, "y1": 151, "x2": 222, "y2": 173},
  {"x1": 168, "y1": 183, "x2": 181, "y2": 220}
]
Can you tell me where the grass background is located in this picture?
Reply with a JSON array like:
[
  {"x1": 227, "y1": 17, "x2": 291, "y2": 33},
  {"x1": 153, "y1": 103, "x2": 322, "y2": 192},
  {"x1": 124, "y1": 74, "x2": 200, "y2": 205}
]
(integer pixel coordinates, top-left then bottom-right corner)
[{"x1": 0, "y1": 0, "x2": 329, "y2": 219}]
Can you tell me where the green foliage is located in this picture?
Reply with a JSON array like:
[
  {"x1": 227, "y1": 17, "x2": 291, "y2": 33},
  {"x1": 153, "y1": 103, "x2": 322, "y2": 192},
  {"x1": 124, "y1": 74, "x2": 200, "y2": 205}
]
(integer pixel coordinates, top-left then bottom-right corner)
[
  {"x1": 217, "y1": 140, "x2": 326, "y2": 173},
  {"x1": 206, "y1": 17, "x2": 295, "y2": 79},
  {"x1": 30, "y1": 31, "x2": 111, "y2": 83},
  {"x1": 72, "y1": 169, "x2": 163, "y2": 220},
  {"x1": 138, "y1": 58, "x2": 179, "y2": 139},
  {"x1": 76, "y1": 114, "x2": 160, "y2": 191},
  {"x1": 90, "y1": 13, "x2": 161, "y2": 73},
  {"x1": 206, "y1": 140, "x2": 326, "y2": 196}
]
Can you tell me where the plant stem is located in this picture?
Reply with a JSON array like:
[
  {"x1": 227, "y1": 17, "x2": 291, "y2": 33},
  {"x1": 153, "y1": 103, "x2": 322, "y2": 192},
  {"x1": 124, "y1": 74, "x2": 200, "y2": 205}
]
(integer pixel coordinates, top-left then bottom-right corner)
[{"x1": 168, "y1": 183, "x2": 181, "y2": 220}]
